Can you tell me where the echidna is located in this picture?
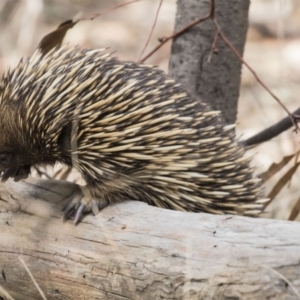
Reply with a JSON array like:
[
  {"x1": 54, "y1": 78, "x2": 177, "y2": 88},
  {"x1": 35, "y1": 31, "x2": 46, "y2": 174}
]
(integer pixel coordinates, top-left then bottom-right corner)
[{"x1": 0, "y1": 46, "x2": 268, "y2": 223}]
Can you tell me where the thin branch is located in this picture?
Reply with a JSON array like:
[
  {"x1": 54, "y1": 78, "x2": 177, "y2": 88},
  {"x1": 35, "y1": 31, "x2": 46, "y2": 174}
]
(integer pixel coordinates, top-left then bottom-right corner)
[
  {"x1": 209, "y1": 0, "x2": 215, "y2": 18},
  {"x1": 259, "y1": 264, "x2": 300, "y2": 299},
  {"x1": 143, "y1": 0, "x2": 298, "y2": 132},
  {"x1": 243, "y1": 107, "x2": 300, "y2": 147},
  {"x1": 140, "y1": 0, "x2": 215, "y2": 63},
  {"x1": 138, "y1": 0, "x2": 163, "y2": 63},
  {"x1": 207, "y1": 30, "x2": 219, "y2": 62},
  {"x1": 82, "y1": 0, "x2": 141, "y2": 20},
  {"x1": 19, "y1": 256, "x2": 47, "y2": 300},
  {"x1": 0, "y1": 285, "x2": 14, "y2": 300},
  {"x1": 213, "y1": 19, "x2": 299, "y2": 132}
]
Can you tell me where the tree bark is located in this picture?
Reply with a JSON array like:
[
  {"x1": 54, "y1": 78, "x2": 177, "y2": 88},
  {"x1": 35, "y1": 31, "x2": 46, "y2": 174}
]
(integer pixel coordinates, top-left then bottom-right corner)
[
  {"x1": 169, "y1": 0, "x2": 249, "y2": 124},
  {"x1": 0, "y1": 178, "x2": 300, "y2": 300}
]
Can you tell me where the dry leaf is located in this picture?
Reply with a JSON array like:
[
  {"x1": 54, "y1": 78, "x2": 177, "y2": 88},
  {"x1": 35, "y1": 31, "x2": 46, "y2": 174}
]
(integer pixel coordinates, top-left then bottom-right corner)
[
  {"x1": 38, "y1": 19, "x2": 78, "y2": 55},
  {"x1": 261, "y1": 153, "x2": 297, "y2": 183},
  {"x1": 288, "y1": 197, "x2": 300, "y2": 221},
  {"x1": 267, "y1": 162, "x2": 300, "y2": 201}
]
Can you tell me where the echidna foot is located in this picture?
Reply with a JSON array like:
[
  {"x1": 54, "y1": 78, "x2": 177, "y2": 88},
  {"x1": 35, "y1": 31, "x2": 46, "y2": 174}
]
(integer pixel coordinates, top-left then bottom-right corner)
[
  {"x1": 1, "y1": 165, "x2": 31, "y2": 182},
  {"x1": 62, "y1": 185, "x2": 108, "y2": 224}
]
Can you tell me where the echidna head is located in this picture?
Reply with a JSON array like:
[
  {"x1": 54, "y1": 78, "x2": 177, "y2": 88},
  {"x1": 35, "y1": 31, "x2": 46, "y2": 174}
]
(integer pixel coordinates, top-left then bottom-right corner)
[
  {"x1": 0, "y1": 152, "x2": 13, "y2": 171},
  {"x1": 0, "y1": 108, "x2": 36, "y2": 172},
  {"x1": 0, "y1": 132, "x2": 31, "y2": 172}
]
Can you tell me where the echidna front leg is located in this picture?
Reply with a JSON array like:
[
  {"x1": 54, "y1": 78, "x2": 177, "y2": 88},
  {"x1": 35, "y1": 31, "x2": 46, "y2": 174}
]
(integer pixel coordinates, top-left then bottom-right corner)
[{"x1": 63, "y1": 185, "x2": 108, "y2": 224}]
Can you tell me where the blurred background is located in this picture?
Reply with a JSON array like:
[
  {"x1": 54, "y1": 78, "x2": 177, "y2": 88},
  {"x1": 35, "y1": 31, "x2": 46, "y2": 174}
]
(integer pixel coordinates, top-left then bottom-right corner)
[{"x1": 0, "y1": 0, "x2": 299, "y2": 220}]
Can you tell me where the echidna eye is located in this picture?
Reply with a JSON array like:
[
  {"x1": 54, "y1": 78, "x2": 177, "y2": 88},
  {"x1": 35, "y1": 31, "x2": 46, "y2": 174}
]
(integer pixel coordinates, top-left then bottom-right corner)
[{"x1": 0, "y1": 153, "x2": 11, "y2": 165}]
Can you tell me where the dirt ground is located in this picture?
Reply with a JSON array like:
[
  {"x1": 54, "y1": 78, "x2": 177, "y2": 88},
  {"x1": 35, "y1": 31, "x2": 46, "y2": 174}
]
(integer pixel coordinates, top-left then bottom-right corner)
[{"x1": 0, "y1": 0, "x2": 299, "y2": 221}]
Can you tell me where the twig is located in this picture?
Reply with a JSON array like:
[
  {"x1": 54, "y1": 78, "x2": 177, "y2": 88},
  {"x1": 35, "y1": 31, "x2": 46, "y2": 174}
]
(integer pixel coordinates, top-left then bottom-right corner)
[
  {"x1": 213, "y1": 19, "x2": 300, "y2": 132},
  {"x1": 138, "y1": 0, "x2": 163, "y2": 63},
  {"x1": 243, "y1": 107, "x2": 300, "y2": 147},
  {"x1": 82, "y1": 0, "x2": 297, "y2": 134},
  {"x1": 82, "y1": 0, "x2": 141, "y2": 21},
  {"x1": 141, "y1": 0, "x2": 299, "y2": 132},
  {"x1": 0, "y1": 285, "x2": 15, "y2": 300},
  {"x1": 259, "y1": 264, "x2": 300, "y2": 299},
  {"x1": 140, "y1": 0, "x2": 215, "y2": 63},
  {"x1": 18, "y1": 256, "x2": 47, "y2": 300},
  {"x1": 207, "y1": 29, "x2": 219, "y2": 62}
]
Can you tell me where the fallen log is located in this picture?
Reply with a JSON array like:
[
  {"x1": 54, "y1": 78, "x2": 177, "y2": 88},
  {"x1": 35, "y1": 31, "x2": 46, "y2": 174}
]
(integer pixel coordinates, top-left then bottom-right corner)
[{"x1": 0, "y1": 178, "x2": 299, "y2": 300}]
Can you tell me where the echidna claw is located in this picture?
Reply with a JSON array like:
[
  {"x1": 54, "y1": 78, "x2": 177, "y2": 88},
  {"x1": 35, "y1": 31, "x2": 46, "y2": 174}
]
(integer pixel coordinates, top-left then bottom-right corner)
[
  {"x1": 62, "y1": 185, "x2": 109, "y2": 224},
  {"x1": 74, "y1": 204, "x2": 86, "y2": 225},
  {"x1": 92, "y1": 200, "x2": 100, "y2": 216},
  {"x1": 1, "y1": 169, "x2": 11, "y2": 182},
  {"x1": 62, "y1": 187, "x2": 85, "y2": 222},
  {"x1": 62, "y1": 201, "x2": 76, "y2": 221}
]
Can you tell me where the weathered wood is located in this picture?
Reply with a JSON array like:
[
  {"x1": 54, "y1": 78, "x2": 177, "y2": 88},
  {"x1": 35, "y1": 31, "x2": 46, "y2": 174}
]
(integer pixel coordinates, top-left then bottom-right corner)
[
  {"x1": 169, "y1": 0, "x2": 250, "y2": 124},
  {"x1": 0, "y1": 178, "x2": 299, "y2": 300}
]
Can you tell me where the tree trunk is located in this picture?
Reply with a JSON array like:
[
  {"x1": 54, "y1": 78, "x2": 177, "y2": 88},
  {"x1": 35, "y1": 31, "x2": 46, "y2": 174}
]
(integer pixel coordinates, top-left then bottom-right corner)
[
  {"x1": 169, "y1": 0, "x2": 249, "y2": 124},
  {"x1": 0, "y1": 178, "x2": 300, "y2": 300}
]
